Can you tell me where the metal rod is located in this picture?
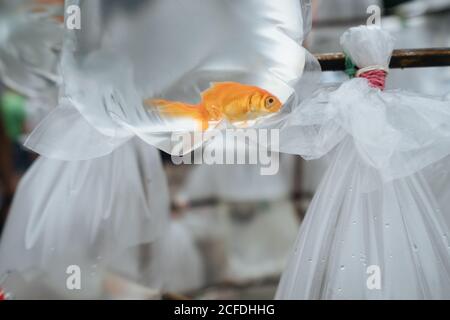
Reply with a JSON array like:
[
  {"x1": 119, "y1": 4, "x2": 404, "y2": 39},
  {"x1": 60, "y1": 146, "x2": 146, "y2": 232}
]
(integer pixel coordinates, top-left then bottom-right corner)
[{"x1": 315, "y1": 48, "x2": 450, "y2": 71}]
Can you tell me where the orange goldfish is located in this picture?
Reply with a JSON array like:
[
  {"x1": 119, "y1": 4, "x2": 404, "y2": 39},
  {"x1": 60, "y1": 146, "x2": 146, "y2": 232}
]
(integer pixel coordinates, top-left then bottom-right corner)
[{"x1": 145, "y1": 82, "x2": 282, "y2": 130}]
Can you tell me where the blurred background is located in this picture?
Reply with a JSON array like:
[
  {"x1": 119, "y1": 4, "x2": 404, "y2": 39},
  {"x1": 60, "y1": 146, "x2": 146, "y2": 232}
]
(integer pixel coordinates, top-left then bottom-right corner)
[{"x1": 1, "y1": 0, "x2": 450, "y2": 299}]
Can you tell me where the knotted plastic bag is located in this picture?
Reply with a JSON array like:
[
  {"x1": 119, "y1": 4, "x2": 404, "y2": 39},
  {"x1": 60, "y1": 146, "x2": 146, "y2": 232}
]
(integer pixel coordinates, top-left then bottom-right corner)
[
  {"x1": 276, "y1": 25, "x2": 450, "y2": 299},
  {"x1": 281, "y1": 26, "x2": 450, "y2": 182},
  {"x1": 25, "y1": 0, "x2": 320, "y2": 160}
]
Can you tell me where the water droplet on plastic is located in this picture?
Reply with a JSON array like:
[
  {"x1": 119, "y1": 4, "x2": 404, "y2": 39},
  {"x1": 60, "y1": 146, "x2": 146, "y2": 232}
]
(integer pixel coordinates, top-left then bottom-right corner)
[
  {"x1": 308, "y1": 258, "x2": 312, "y2": 263},
  {"x1": 340, "y1": 265, "x2": 345, "y2": 270},
  {"x1": 385, "y1": 223, "x2": 390, "y2": 228},
  {"x1": 413, "y1": 244, "x2": 418, "y2": 251},
  {"x1": 352, "y1": 221, "x2": 356, "y2": 225}
]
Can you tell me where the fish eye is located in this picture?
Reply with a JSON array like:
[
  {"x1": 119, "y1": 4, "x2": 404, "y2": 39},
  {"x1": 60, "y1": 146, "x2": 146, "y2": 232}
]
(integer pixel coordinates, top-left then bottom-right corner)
[{"x1": 265, "y1": 97, "x2": 276, "y2": 108}]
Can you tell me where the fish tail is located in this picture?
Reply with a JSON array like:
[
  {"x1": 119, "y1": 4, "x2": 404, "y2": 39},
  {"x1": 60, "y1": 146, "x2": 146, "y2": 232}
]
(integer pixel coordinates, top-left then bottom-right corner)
[{"x1": 145, "y1": 99, "x2": 209, "y2": 130}]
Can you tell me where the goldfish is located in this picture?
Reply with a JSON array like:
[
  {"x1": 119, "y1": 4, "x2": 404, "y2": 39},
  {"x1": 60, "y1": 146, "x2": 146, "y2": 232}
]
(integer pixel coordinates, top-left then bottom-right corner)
[{"x1": 145, "y1": 82, "x2": 282, "y2": 131}]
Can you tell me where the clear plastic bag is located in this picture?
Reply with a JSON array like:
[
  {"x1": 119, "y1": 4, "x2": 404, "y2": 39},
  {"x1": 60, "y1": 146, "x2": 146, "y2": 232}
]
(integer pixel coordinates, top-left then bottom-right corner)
[
  {"x1": 25, "y1": 0, "x2": 320, "y2": 159},
  {"x1": 277, "y1": 138, "x2": 450, "y2": 299},
  {"x1": 276, "y1": 26, "x2": 450, "y2": 299},
  {"x1": 281, "y1": 26, "x2": 450, "y2": 182},
  {"x1": 0, "y1": 138, "x2": 169, "y2": 280}
]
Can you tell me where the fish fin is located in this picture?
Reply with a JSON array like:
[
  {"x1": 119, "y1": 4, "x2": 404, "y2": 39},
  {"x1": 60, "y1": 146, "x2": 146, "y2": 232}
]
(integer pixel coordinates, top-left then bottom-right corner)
[
  {"x1": 209, "y1": 82, "x2": 238, "y2": 90},
  {"x1": 204, "y1": 104, "x2": 222, "y2": 121},
  {"x1": 201, "y1": 119, "x2": 209, "y2": 131},
  {"x1": 145, "y1": 98, "x2": 208, "y2": 131}
]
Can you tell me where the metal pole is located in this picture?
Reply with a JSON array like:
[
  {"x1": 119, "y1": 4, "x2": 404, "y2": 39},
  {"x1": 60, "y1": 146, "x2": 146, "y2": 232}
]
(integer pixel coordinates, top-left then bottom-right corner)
[{"x1": 316, "y1": 48, "x2": 450, "y2": 71}]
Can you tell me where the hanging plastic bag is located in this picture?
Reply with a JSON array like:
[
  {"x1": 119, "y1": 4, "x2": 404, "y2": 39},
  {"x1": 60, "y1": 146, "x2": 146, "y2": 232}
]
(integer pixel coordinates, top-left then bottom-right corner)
[
  {"x1": 25, "y1": 0, "x2": 320, "y2": 160},
  {"x1": 0, "y1": 138, "x2": 170, "y2": 290},
  {"x1": 276, "y1": 25, "x2": 450, "y2": 299}
]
